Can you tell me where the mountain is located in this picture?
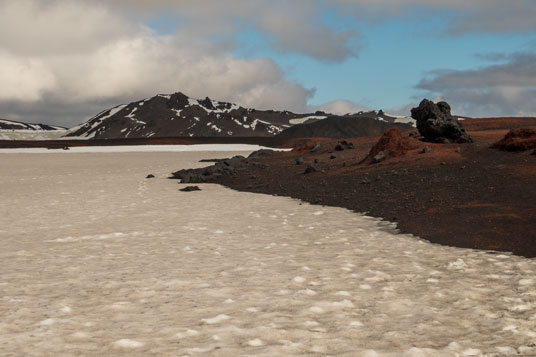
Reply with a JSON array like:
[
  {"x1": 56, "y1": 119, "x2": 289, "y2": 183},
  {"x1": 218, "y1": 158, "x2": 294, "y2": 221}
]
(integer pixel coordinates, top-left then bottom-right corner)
[
  {"x1": 0, "y1": 119, "x2": 65, "y2": 131},
  {"x1": 65, "y1": 92, "x2": 331, "y2": 139},
  {"x1": 276, "y1": 113, "x2": 414, "y2": 139}
]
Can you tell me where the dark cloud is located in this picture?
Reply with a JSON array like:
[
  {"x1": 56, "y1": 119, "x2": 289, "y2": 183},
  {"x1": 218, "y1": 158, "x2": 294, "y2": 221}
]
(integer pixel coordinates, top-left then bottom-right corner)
[
  {"x1": 416, "y1": 53, "x2": 536, "y2": 117},
  {"x1": 332, "y1": 0, "x2": 536, "y2": 35}
]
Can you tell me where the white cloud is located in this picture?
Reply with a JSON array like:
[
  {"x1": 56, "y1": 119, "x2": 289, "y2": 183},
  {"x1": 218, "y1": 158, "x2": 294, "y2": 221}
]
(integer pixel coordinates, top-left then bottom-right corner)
[
  {"x1": 0, "y1": 52, "x2": 56, "y2": 101},
  {"x1": 104, "y1": 0, "x2": 359, "y2": 62},
  {"x1": 311, "y1": 100, "x2": 369, "y2": 115},
  {"x1": 0, "y1": 0, "x2": 139, "y2": 55},
  {"x1": 0, "y1": 0, "x2": 314, "y2": 127}
]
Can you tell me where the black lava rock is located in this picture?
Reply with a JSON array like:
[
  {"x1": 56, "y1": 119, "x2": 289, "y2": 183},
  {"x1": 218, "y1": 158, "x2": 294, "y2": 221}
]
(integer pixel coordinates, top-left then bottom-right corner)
[
  {"x1": 334, "y1": 140, "x2": 354, "y2": 151},
  {"x1": 304, "y1": 165, "x2": 317, "y2": 174},
  {"x1": 171, "y1": 155, "x2": 247, "y2": 183},
  {"x1": 410, "y1": 99, "x2": 472, "y2": 143},
  {"x1": 180, "y1": 186, "x2": 201, "y2": 192},
  {"x1": 146, "y1": 174, "x2": 155, "y2": 178}
]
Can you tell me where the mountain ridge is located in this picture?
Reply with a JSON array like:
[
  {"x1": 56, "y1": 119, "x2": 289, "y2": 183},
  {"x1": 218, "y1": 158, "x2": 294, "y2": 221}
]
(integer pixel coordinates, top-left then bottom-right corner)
[
  {"x1": 64, "y1": 91, "x2": 415, "y2": 139},
  {"x1": 65, "y1": 92, "x2": 322, "y2": 139}
]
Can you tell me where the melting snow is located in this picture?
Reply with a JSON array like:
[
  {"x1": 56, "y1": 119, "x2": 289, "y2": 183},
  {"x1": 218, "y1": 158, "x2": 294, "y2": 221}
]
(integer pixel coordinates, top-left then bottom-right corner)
[
  {"x1": 201, "y1": 314, "x2": 231, "y2": 324},
  {"x1": 289, "y1": 115, "x2": 327, "y2": 125},
  {"x1": 113, "y1": 339, "x2": 144, "y2": 348},
  {"x1": 1, "y1": 151, "x2": 535, "y2": 356},
  {"x1": 384, "y1": 113, "x2": 416, "y2": 126}
]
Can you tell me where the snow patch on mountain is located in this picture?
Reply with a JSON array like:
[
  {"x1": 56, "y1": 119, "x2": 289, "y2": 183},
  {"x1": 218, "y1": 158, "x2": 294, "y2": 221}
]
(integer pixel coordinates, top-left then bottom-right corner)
[{"x1": 289, "y1": 116, "x2": 328, "y2": 125}]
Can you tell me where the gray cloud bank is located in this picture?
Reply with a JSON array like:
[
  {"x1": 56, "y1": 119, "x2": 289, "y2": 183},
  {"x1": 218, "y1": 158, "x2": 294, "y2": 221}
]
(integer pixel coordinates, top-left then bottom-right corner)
[
  {"x1": 1, "y1": 0, "x2": 536, "y2": 126},
  {"x1": 417, "y1": 53, "x2": 536, "y2": 117}
]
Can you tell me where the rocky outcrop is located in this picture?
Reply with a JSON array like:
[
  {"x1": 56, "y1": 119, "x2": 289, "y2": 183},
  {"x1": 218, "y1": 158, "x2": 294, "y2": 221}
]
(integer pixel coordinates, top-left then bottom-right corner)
[
  {"x1": 180, "y1": 186, "x2": 201, "y2": 192},
  {"x1": 410, "y1": 99, "x2": 472, "y2": 143},
  {"x1": 492, "y1": 128, "x2": 536, "y2": 152},
  {"x1": 334, "y1": 140, "x2": 354, "y2": 151},
  {"x1": 360, "y1": 128, "x2": 420, "y2": 164},
  {"x1": 171, "y1": 155, "x2": 247, "y2": 183}
]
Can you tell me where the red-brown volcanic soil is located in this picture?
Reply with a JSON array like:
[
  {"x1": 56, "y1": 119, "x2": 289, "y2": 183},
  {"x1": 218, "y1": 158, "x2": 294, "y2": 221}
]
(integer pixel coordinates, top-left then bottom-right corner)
[
  {"x1": 492, "y1": 128, "x2": 536, "y2": 151},
  {"x1": 210, "y1": 118, "x2": 536, "y2": 258}
]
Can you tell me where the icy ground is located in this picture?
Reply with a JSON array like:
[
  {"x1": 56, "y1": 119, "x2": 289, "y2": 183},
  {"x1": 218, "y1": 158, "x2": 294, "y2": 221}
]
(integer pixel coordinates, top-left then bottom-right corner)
[
  {"x1": 0, "y1": 129, "x2": 68, "y2": 141},
  {"x1": 1, "y1": 150, "x2": 535, "y2": 356}
]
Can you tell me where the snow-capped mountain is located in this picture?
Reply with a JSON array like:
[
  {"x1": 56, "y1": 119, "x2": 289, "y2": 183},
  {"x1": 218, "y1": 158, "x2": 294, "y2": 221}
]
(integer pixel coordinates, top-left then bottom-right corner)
[
  {"x1": 65, "y1": 92, "x2": 330, "y2": 139},
  {"x1": 0, "y1": 119, "x2": 65, "y2": 131}
]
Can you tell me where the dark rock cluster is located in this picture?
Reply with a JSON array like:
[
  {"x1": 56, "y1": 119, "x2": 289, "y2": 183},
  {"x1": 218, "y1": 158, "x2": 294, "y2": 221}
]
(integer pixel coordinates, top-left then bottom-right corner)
[
  {"x1": 171, "y1": 155, "x2": 247, "y2": 183},
  {"x1": 334, "y1": 140, "x2": 354, "y2": 151},
  {"x1": 411, "y1": 99, "x2": 472, "y2": 143},
  {"x1": 180, "y1": 186, "x2": 201, "y2": 192}
]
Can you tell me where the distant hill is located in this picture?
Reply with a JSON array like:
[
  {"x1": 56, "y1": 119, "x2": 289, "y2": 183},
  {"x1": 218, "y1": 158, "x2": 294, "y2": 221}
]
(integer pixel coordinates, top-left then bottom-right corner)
[
  {"x1": 0, "y1": 119, "x2": 65, "y2": 131},
  {"x1": 65, "y1": 92, "x2": 328, "y2": 139},
  {"x1": 276, "y1": 114, "x2": 414, "y2": 139}
]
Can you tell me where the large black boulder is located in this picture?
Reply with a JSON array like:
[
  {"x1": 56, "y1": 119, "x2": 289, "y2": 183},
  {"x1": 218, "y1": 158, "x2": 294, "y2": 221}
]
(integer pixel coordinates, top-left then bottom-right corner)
[{"x1": 410, "y1": 99, "x2": 472, "y2": 143}]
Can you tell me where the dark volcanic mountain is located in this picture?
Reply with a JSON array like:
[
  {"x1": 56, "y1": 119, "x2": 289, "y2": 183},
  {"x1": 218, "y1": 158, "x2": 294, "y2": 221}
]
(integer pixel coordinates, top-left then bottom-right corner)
[
  {"x1": 0, "y1": 119, "x2": 65, "y2": 131},
  {"x1": 65, "y1": 92, "x2": 327, "y2": 139},
  {"x1": 276, "y1": 114, "x2": 414, "y2": 139}
]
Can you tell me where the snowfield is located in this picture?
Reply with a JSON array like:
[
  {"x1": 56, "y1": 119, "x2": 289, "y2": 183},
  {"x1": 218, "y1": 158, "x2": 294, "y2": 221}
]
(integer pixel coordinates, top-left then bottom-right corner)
[
  {"x1": 0, "y1": 129, "x2": 68, "y2": 141},
  {"x1": 1, "y1": 150, "x2": 535, "y2": 356}
]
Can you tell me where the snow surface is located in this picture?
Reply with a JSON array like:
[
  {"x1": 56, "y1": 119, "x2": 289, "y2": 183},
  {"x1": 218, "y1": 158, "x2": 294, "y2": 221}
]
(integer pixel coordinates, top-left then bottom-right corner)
[
  {"x1": 0, "y1": 129, "x2": 68, "y2": 141},
  {"x1": 0, "y1": 144, "x2": 288, "y2": 154},
  {"x1": 0, "y1": 119, "x2": 27, "y2": 129},
  {"x1": 1, "y1": 151, "x2": 535, "y2": 356},
  {"x1": 384, "y1": 113, "x2": 416, "y2": 125},
  {"x1": 289, "y1": 115, "x2": 327, "y2": 125}
]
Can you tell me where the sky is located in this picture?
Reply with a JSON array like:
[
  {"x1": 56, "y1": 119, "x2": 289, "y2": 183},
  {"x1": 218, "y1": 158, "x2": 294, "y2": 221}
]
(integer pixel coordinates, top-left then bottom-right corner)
[{"x1": 1, "y1": 0, "x2": 536, "y2": 127}]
